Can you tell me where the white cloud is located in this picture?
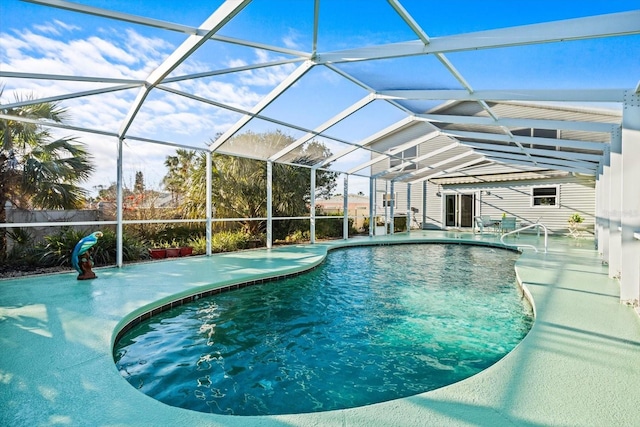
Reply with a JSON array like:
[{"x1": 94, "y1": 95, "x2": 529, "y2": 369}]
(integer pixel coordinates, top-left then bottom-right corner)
[
  {"x1": 282, "y1": 29, "x2": 303, "y2": 50},
  {"x1": 33, "y1": 23, "x2": 61, "y2": 36},
  {"x1": 0, "y1": 21, "x2": 309, "y2": 195}
]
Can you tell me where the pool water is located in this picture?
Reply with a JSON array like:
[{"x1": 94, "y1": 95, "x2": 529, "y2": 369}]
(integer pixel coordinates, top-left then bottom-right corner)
[{"x1": 114, "y1": 244, "x2": 533, "y2": 416}]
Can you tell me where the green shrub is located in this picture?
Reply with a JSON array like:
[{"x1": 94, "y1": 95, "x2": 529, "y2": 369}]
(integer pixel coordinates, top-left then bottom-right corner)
[
  {"x1": 94, "y1": 230, "x2": 149, "y2": 264},
  {"x1": 186, "y1": 235, "x2": 207, "y2": 255},
  {"x1": 5, "y1": 228, "x2": 41, "y2": 266},
  {"x1": 315, "y1": 216, "x2": 356, "y2": 238},
  {"x1": 211, "y1": 231, "x2": 250, "y2": 253},
  {"x1": 39, "y1": 228, "x2": 87, "y2": 267},
  {"x1": 278, "y1": 230, "x2": 310, "y2": 244},
  {"x1": 362, "y1": 217, "x2": 370, "y2": 234},
  {"x1": 37, "y1": 228, "x2": 147, "y2": 268}
]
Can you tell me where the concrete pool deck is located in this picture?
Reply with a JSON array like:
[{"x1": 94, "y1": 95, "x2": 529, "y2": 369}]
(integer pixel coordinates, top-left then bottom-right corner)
[{"x1": 1, "y1": 231, "x2": 639, "y2": 426}]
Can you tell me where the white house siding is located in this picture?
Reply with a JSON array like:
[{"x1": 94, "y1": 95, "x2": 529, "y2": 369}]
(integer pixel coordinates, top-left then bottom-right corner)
[{"x1": 424, "y1": 173, "x2": 595, "y2": 234}]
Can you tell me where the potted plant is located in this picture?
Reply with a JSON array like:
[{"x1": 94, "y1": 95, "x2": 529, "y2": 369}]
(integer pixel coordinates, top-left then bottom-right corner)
[
  {"x1": 179, "y1": 242, "x2": 193, "y2": 257},
  {"x1": 148, "y1": 247, "x2": 167, "y2": 259},
  {"x1": 162, "y1": 240, "x2": 179, "y2": 258},
  {"x1": 568, "y1": 213, "x2": 583, "y2": 225}
]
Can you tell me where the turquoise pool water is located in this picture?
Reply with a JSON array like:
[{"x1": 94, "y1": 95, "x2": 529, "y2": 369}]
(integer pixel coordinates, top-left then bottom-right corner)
[{"x1": 114, "y1": 244, "x2": 533, "y2": 416}]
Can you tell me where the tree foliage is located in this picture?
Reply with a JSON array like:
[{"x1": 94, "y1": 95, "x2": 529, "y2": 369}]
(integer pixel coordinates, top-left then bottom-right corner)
[
  {"x1": 0, "y1": 90, "x2": 95, "y2": 257},
  {"x1": 163, "y1": 131, "x2": 338, "y2": 235},
  {"x1": 0, "y1": 93, "x2": 94, "y2": 210}
]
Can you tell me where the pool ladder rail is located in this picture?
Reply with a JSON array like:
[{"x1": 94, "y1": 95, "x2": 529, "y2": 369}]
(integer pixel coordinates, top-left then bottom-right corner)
[{"x1": 500, "y1": 223, "x2": 548, "y2": 253}]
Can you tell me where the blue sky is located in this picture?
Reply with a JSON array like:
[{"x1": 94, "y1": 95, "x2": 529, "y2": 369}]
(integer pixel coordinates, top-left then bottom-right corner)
[{"x1": 1, "y1": 0, "x2": 638, "y2": 196}]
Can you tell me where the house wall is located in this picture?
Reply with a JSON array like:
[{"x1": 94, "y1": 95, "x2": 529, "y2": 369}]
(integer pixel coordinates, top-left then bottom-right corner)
[
  {"x1": 425, "y1": 174, "x2": 595, "y2": 234},
  {"x1": 372, "y1": 180, "x2": 424, "y2": 230}
]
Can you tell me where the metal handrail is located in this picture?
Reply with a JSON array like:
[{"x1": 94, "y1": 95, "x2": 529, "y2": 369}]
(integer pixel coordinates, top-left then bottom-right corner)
[{"x1": 500, "y1": 223, "x2": 548, "y2": 253}]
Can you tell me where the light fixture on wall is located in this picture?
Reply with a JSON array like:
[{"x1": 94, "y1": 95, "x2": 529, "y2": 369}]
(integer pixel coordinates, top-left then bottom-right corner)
[{"x1": 481, "y1": 190, "x2": 491, "y2": 196}]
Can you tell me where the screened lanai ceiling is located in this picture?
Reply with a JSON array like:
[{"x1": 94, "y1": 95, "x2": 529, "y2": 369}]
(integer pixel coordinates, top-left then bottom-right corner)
[{"x1": 1, "y1": 0, "x2": 639, "y2": 187}]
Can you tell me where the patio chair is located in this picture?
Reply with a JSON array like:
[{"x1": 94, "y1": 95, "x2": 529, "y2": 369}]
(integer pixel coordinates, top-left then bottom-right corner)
[
  {"x1": 501, "y1": 217, "x2": 517, "y2": 234},
  {"x1": 475, "y1": 215, "x2": 495, "y2": 234}
]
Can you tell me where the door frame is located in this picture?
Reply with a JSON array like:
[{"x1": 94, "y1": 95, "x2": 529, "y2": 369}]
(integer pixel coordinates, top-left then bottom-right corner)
[{"x1": 443, "y1": 192, "x2": 477, "y2": 229}]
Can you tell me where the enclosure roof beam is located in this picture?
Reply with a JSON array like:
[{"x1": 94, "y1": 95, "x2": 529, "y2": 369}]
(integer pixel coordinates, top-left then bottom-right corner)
[
  {"x1": 415, "y1": 113, "x2": 618, "y2": 133},
  {"x1": 24, "y1": 0, "x2": 204, "y2": 34},
  {"x1": 372, "y1": 142, "x2": 459, "y2": 178},
  {"x1": 26, "y1": 0, "x2": 310, "y2": 58},
  {"x1": 474, "y1": 150, "x2": 598, "y2": 171},
  {"x1": 317, "y1": 11, "x2": 640, "y2": 63},
  {"x1": 0, "y1": 71, "x2": 145, "y2": 85},
  {"x1": 0, "y1": 113, "x2": 118, "y2": 137},
  {"x1": 315, "y1": 116, "x2": 415, "y2": 170},
  {"x1": 376, "y1": 89, "x2": 627, "y2": 103},
  {"x1": 323, "y1": 62, "x2": 417, "y2": 118},
  {"x1": 442, "y1": 129, "x2": 607, "y2": 152},
  {"x1": 0, "y1": 84, "x2": 142, "y2": 110},
  {"x1": 208, "y1": 60, "x2": 315, "y2": 152},
  {"x1": 158, "y1": 86, "x2": 408, "y2": 164},
  {"x1": 269, "y1": 94, "x2": 376, "y2": 161},
  {"x1": 459, "y1": 141, "x2": 603, "y2": 163},
  {"x1": 118, "y1": 0, "x2": 251, "y2": 138},
  {"x1": 157, "y1": 85, "x2": 358, "y2": 147},
  {"x1": 488, "y1": 157, "x2": 595, "y2": 175},
  {"x1": 409, "y1": 157, "x2": 487, "y2": 184},
  {"x1": 393, "y1": 151, "x2": 477, "y2": 181},
  {"x1": 162, "y1": 58, "x2": 305, "y2": 83},
  {"x1": 312, "y1": 0, "x2": 320, "y2": 57},
  {"x1": 345, "y1": 128, "x2": 440, "y2": 174},
  {"x1": 387, "y1": 0, "x2": 430, "y2": 44}
]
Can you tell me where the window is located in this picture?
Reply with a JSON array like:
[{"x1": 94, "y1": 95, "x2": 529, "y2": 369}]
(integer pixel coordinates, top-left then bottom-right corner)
[
  {"x1": 382, "y1": 192, "x2": 396, "y2": 207},
  {"x1": 513, "y1": 128, "x2": 559, "y2": 150},
  {"x1": 532, "y1": 186, "x2": 558, "y2": 206},
  {"x1": 389, "y1": 146, "x2": 417, "y2": 171}
]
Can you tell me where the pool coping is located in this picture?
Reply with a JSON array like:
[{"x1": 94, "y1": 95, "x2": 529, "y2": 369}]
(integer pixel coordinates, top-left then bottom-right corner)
[{"x1": 1, "y1": 231, "x2": 639, "y2": 426}]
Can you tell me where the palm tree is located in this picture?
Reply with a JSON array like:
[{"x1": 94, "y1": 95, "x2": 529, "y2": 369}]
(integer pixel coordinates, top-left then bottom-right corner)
[
  {"x1": 167, "y1": 131, "x2": 337, "y2": 236},
  {"x1": 0, "y1": 91, "x2": 95, "y2": 258}
]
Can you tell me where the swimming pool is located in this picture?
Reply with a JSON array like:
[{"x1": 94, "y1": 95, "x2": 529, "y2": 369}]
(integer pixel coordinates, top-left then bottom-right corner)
[{"x1": 114, "y1": 244, "x2": 533, "y2": 416}]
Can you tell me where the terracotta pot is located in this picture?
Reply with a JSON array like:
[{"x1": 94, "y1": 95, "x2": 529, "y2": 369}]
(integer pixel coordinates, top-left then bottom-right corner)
[
  {"x1": 165, "y1": 247, "x2": 180, "y2": 257},
  {"x1": 149, "y1": 248, "x2": 167, "y2": 259},
  {"x1": 179, "y1": 246, "x2": 193, "y2": 257}
]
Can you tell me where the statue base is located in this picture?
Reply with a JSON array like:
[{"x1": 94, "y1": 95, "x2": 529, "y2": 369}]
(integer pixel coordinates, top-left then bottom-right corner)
[{"x1": 77, "y1": 258, "x2": 97, "y2": 280}]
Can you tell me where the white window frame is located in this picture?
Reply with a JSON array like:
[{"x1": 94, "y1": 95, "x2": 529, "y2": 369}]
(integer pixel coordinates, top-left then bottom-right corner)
[
  {"x1": 389, "y1": 146, "x2": 417, "y2": 171},
  {"x1": 530, "y1": 185, "x2": 560, "y2": 208},
  {"x1": 382, "y1": 192, "x2": 397, "y2": 207}
]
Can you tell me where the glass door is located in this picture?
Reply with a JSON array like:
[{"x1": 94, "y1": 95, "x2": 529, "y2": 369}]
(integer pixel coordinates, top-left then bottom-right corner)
[
  {"x1": 445, "y1": 194, "x2": 457, "y2": 226},
  {"x1": 459, "y1": 194, "x2": 474, "y2": 227},
  {"x1": 444, "y1": 193, "x2": 475, "y2": 228}
]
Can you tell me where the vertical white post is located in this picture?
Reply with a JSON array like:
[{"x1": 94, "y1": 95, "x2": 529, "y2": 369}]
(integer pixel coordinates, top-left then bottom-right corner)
[
  {"x1": 609, "y1": 128, "x2": 622, "y2": 279},
  {"x1": 266, "y1": 161, "x2": 273, "y2": 249},
  {"x1": 369, "y1": 177, "x2": 375, "y2": 237},
  {"x1": 343, "y1": 175, "x2": 349, "y2": 240},
  {"x1": 116, "y1": 137, "x2": 124, "y2": 268},
  {"x1": 620, "y1": 91, "x2": 640, "y2": 306},
  {"x1": 384, "y1": 180, "x2": 389, "y2": 233},
  {"x1": 389, "y1": 181, "x2": 395, "y2": 235},
  {"x1": 422, "y1": 181, "x2": 427, "y2": 230},
  {"x1": 595, "y1": 162, "x2": 602, "y2": 249},
  {"x1": 406, "y1": 183, "x2": 411, "y2": 232},
  {"x1": 310, "y1": 169, "x2": 316, "y2": 244},
  {"x1": 206, "y1": 151, "x2": 212, "y2": 256},
  {"x1": 600, "y1": 146, "x2": 610, "y2": 262}
]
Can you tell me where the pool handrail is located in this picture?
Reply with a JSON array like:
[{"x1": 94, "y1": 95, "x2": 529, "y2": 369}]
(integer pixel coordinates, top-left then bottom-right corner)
[{"x1": 501, "y1": 223, "x2": 548, "y2": 253}]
